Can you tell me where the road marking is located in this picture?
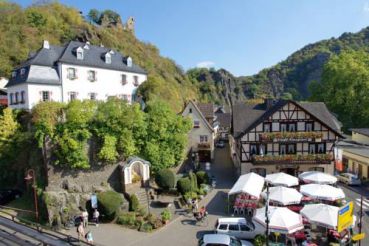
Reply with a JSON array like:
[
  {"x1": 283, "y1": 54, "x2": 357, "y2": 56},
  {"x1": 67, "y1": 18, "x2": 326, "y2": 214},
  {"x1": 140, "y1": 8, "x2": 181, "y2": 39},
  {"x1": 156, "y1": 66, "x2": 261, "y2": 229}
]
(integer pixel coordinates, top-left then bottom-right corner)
[{"x1": 355, "y1": 198, "x2": 369, "y2": 210}]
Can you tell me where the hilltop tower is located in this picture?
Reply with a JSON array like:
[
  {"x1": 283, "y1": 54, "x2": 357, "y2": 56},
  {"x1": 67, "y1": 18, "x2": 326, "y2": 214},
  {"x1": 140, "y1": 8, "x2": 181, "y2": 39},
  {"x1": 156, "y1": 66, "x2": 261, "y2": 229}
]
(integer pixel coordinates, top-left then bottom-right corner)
[{"x1": 125, "y1": 17, "x2": 135, "y2": 33}]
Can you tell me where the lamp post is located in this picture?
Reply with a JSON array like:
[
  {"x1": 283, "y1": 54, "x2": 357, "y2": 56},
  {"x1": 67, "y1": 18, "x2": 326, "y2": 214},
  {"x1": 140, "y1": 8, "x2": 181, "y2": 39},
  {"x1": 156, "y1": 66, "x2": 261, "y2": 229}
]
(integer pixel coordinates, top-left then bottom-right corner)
[
  {"x1": 265, "y1": 183, "x2": 270, "y2": 246},
  {"x1": 24, "y1": 169, "x2": 39, "y2": 223}
]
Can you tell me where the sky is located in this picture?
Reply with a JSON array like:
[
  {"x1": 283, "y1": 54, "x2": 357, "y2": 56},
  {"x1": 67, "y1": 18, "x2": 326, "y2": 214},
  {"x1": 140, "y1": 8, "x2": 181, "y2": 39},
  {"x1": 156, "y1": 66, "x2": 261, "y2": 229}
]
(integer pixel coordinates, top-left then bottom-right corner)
[{"x1": 14, "y1": 0, "x2": 369, "y2": 76}]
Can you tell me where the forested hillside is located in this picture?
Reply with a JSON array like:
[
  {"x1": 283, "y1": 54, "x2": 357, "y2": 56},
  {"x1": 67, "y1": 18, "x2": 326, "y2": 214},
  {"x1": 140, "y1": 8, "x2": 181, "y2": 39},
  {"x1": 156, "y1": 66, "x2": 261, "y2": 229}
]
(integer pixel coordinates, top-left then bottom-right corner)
[
  {"x1": 0, "y1": 1, "x2": 199, "y2": 111},
  {"x1": 242, "y1": 27, "x2": 369, "y2": 99}
]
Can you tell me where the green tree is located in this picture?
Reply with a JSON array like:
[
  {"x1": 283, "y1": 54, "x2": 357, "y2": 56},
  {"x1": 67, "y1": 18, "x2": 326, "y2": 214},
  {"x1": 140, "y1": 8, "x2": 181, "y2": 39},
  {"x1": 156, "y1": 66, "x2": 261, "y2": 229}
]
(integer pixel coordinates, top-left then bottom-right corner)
[
  {"x1": 0, "y1": 108, "x2": 19, "y2": 141},
  {"x1": 309, "y1": 50, "x2": 369, "y2": 130},
  {"x1": 87, "y1": 8, "x2": 100, "y2": 24},
  {"x1": 98, "y1": 135, "x2": 118, "y2": 164}
]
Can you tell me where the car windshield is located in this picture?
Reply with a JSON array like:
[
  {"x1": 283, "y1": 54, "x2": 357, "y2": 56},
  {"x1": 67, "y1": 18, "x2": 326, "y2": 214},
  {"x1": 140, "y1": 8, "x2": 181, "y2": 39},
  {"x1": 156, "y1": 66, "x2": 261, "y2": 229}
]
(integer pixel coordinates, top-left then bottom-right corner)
[{"x1": 230, "y1": 238, "x2": 241, "y2": 246}]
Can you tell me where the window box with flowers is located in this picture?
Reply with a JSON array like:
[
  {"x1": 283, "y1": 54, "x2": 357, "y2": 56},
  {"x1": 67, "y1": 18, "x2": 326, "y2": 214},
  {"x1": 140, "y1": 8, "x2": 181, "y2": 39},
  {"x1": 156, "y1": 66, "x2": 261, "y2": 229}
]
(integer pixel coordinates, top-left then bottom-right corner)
[
  {"x1": 198, "y1": 143, "x2": 211, "y2": 149},
  {"x1": 259, "y1": 132, "x2": 323, "y2": 142},
  {"x1": 251, "y1": 153, "x2": 332, "y2": 164}
]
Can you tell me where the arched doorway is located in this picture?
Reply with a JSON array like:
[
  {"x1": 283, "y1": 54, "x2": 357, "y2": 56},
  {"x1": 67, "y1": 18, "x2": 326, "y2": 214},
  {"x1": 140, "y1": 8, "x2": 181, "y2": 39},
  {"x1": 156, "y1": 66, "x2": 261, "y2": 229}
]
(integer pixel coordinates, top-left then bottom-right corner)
[{"x1": 120, "y1": 157, "x2": 150, "y2": 189}]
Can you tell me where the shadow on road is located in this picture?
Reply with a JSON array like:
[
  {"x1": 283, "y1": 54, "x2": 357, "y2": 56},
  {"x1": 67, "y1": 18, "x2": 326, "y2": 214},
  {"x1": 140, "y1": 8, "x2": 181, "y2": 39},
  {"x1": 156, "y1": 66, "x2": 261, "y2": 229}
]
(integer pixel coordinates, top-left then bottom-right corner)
[
  {"x1": 206, "y1": 191, "x2": 229, "y2": 217},
  {"x1": 196, "y1": 230, "x2": 216, "y2": 239}
]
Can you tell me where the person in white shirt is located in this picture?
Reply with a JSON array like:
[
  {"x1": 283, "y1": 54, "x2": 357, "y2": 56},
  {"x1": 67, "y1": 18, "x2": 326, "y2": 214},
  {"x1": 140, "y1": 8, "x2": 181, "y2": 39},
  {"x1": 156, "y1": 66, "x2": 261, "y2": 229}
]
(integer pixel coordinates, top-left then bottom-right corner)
[{"x1": 93, "y1": 209, "x2": 100, "y2": 226}]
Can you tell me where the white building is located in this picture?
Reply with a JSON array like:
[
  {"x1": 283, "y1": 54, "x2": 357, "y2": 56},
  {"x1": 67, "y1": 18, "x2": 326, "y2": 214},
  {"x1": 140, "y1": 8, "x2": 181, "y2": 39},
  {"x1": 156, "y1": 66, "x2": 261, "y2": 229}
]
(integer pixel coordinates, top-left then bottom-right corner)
[{"x1": 6, "y1": 40, "x2": 147, "y2": 110}]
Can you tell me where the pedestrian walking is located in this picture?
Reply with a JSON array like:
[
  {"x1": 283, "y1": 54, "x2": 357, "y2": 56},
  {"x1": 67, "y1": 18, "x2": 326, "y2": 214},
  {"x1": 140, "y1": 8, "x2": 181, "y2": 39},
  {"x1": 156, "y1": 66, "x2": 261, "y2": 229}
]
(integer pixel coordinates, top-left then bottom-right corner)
[
  {"x1": 82, "y1": 209, "x2": 89, "y2": 228},
  {"x1": 85, "y1": 230, "x2": 94, "y2": 244},
  {"x1": 77, "y1": 222, "x2": 85, "y2": 241},
  {"x1": 93, "y1": 209, "x2": 100, "y2": 227}
]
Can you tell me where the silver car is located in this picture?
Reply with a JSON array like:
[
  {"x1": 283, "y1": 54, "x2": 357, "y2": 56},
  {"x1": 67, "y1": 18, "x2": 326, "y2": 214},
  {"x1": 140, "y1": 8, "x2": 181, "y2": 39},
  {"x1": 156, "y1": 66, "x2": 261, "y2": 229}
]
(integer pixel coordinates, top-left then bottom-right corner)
[
  {"x1": 198, "y1": 234, "x2": 253, "y2": 246},
  {"x1": 336, "y1": 173, "x2": 361, "y2": 185}
]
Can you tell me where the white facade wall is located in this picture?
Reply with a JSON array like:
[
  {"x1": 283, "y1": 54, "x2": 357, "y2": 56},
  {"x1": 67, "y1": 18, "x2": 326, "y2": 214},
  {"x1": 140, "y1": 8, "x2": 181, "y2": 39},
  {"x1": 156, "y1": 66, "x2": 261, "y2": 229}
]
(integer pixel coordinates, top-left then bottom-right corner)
[{"x1": 60, "y1": 63, "x2": 147, "y2": 103}]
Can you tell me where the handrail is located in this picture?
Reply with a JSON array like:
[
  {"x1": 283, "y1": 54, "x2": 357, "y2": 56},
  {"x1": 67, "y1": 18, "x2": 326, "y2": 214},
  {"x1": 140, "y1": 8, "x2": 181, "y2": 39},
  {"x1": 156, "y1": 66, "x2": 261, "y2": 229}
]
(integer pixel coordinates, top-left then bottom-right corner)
[{"x1": 0, "y1": 210, "x2": 94, "y2": 245}]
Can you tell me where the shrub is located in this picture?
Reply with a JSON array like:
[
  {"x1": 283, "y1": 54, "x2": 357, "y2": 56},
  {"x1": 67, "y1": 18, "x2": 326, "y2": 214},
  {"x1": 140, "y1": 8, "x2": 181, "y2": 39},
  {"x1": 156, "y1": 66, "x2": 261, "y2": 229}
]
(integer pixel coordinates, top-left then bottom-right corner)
[
  {"x1": 155, "y1": 169, "x2": 176, "y2": 190},
  {"x1": 161, "y1": 209, "x2": 172, "y2": 221},
  {"x1": 183, "y1": 192, "x2": 198, "y2": 202},
  {"x1": 137, "y1": 206, "x2": 147, "y2": 217},
  {"x1": 97, "y1": 190, "x2": 123, "y2": 221},
  {"x1": 254, "y1": 234, "x2": 266, "y2": 246},
  {"x1": 139, "y1": 222, "x2": 153, "y2": 232},
  {"x1": 177, "y1": 177, "x2": 192, "y2": 194},
  {"x1": 129, "y1": 194, "x2": 139, "y2": 212},
  {"x1": 116, "y1": 212, "x2": 136, "y2": 227},
  {"x1": 196, "y1": 171, "x2": 209, "y2": 185},
  {"x1": 189, "y1": 171, "x2": 198, "y2": 191},
  {"x1": 198, "y1": 188, "x2": 206, "y2": 196},
  {"x1": 146, "y1": 213, "x2": 163, "y2": 229}
]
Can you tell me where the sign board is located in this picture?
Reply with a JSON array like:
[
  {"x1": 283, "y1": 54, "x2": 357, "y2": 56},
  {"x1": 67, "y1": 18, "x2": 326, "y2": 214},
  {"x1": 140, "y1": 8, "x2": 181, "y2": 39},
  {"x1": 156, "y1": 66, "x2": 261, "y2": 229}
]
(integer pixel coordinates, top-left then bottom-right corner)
[
  {"x1": 352, "y1": 233, "x2": 365, "y2": 241},
  {"x1": 91, "y1": 194, "x2": 98, "y2": 209},
  {"x1": 337, "y1": 201, "x2": 354, "y2": 233}
]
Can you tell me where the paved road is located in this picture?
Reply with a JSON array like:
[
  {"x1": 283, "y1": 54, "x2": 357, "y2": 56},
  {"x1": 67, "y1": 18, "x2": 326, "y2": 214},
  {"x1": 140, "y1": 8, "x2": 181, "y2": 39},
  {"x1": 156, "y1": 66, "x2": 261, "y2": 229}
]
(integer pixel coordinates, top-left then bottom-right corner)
[
  {"x1": 68, "y1": 145, "x2": 237, "y2": 246},
  {"x1": 338, "y1": 183, "x2": 369, "y2": 245}
]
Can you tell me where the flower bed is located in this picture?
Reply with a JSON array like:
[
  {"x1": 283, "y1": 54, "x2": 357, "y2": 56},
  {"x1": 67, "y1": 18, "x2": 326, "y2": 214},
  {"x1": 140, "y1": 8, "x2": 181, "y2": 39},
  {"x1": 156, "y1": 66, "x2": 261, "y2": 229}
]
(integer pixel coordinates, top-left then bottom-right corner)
[
  {"x1": 259, "y1": 132, "x2": 323, "y2": 141},
  {"x1": 252, "y1": 154, "x2": 332, "y2": 164}
]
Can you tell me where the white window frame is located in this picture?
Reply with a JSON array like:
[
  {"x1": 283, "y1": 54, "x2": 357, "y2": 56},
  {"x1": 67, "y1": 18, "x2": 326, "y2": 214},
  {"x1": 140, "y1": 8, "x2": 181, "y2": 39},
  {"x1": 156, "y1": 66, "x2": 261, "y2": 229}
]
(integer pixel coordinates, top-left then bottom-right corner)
[
  {"x1": 200, "y1": 135, "x2": 208, "y2": 143},
  {"x1": 133, "y1": 76, "x2": 139, "y2": 86},
  {"x1": 89, "y1": 92, "x2": 97, "y2": 100},
  {"x1": 88, "y1": 70, "x2": 96, "y2": 82},
  {"x1": 42, "y1": 91, "x2": 50, "y2": 102},
  {"x1": 69, "y1": 92, "x2": 77, "y2": 101},
  {"x1": 67, "y1": 68, "x2": 76, "y2": 80},
  {"x1": 193, "y1": 120, "x2": 200, "y2": 128},
  {"x1": 121, "y1": 74, "x2": 127, "y2": 85}
]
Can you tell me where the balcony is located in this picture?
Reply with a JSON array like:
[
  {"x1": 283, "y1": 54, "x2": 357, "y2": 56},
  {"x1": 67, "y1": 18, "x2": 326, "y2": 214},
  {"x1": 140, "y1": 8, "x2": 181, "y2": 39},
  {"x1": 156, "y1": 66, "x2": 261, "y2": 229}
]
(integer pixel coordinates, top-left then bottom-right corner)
[
  {"x1": 198, "y1": 142, "x2": 211, "y2": 149},
  {"x1": 259, "y1": 132, "x2": 323, "y2": 142},
  {"x1": 251, "y1": 154, "x2": 332, "y2": 165}
]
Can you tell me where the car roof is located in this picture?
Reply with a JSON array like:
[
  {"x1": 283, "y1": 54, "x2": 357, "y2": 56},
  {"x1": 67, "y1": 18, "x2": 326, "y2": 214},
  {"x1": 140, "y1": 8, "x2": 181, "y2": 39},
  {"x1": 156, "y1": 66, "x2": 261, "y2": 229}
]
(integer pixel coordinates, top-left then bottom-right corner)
[
  {"x1": 203, "y1": 234, "x2": 231, "y2": 244},
  {"x1": 217, "y1": 217, "x2": 247, "y2": 224}
]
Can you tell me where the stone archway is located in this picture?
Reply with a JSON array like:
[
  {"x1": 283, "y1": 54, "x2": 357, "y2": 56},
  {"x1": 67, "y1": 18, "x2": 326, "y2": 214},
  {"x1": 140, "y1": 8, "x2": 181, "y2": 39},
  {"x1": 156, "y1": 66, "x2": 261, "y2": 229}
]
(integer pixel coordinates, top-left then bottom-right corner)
[{"x1": 120, "y1": 157, "x2": 150, "y2": 189}]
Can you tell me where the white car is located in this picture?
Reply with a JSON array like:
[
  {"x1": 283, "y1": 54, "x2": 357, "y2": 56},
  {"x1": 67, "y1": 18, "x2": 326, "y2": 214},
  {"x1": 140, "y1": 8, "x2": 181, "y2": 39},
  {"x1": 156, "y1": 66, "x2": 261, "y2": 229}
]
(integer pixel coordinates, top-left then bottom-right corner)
[
  {"x1": 215, "y1": 217, "x2": 264, "y2": 240},
  {"x1": 336, "y1": 173, "x2": 361, "y2": 185},
  {"x1": 198, "y1": 234, "x2": 253, "y2": 246}
]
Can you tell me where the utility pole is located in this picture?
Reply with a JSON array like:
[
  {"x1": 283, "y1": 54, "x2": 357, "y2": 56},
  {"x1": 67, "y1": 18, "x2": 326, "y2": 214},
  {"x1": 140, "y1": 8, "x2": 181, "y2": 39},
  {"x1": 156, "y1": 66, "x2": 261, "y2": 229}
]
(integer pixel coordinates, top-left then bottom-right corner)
[
  {"x1": 265, "y1": 183, "x2": 269, "y2": 246},
  {"x1": 359, "y1": 195, "x2": 363, "y2": 246}
]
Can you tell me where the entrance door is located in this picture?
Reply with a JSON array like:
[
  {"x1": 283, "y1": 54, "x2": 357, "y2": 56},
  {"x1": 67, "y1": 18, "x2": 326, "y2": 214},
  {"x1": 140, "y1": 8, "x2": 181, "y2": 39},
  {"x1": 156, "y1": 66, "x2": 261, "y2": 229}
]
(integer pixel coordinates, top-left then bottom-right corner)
[
  {"x1": 280, "y1": 168, "x2": 296, "y2": 176},
  {"x1": 198, "y1": 150, "x2": 211, "y2": 162}
]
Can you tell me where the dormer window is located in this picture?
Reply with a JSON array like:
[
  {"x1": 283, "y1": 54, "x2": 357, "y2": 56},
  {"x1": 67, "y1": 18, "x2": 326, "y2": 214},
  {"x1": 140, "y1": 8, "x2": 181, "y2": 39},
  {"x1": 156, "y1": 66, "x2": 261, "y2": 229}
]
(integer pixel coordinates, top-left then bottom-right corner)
[
  {"x1": 133, "y1": 76, "x2": 139, "y2": 87},
  {"x1": 121, "y1": 74, "x2": 127, "y2": 85},
  {"x1": 109, "y1": 50, "x2": 115, "y2": 55},
  {"x1": 67, "y1": 68, "x2": 77, "y2": 80},
  {"x1": 11, "y1": 71, "x2": 16, "y2": 78},
  {"x1": 88, "y1": 70, "x2": 96, "y2": 82},
  {"x1": 105, "y1": 53, "x2": 111, "y2": 64},
  {"x1": 76, "y1": 47, "x2": 84, "y2": 60},
  {"x1": 20, "y1": 68, "x2": 26, "y2": 76},
  {"x1": 83, "y1": 42, "x2": 90, "y2": 49},
  {"x1": 126, "y1": 56, "x2": 132, "y2": 67}
]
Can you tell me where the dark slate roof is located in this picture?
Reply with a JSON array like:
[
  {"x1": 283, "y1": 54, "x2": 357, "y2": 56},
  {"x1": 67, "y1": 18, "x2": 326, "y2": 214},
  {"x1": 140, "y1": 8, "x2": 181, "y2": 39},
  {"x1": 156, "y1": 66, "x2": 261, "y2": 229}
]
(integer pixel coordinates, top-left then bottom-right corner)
[
  {"x1": 58, "y1": 41, "x2": 146, "y2": 74},
  {"x1": 6, "y1": 41, "x2": 146, "y2": 88},
  {"x1": 197, "y1": 103, "x2": 214, "y2": 119},
  {"x1": 232, "y1": 99, "x2": 343, "y2": 139},
  {"x1": 350, "y1": 128, "x2": 369, "y2": 137},
  {"x1": 216, "y1": 113, "x2": 231, "y2": 128}
]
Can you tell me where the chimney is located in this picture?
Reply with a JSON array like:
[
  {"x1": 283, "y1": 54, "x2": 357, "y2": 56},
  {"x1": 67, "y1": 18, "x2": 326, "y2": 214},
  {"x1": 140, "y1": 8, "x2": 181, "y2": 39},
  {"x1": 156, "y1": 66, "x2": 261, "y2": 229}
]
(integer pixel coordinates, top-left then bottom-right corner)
[
  {"x1": 43, "y1": 40, "x2": 50, "y2": 49},
  {"x1": 264, "y1": 98, "x2": 275, "y2": 110}
]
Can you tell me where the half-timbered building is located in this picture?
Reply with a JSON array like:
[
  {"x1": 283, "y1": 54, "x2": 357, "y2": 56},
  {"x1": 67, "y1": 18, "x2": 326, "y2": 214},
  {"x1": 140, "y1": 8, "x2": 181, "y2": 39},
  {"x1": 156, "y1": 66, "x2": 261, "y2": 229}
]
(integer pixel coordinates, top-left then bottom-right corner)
[{"x1": 231, "y1": 99, "x2": 343, "y2": 176}]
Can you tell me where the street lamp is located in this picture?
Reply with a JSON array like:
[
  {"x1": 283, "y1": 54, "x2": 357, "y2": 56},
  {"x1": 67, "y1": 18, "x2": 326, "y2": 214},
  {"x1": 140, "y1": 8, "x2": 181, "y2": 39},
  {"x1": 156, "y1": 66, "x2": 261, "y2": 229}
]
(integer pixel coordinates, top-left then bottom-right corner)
[
  {"x1": 265, "y1": 183, "x2": 270, "y2": 246},
  {"x1": 24, "y1": 169, "x2": 39, "y2": 223}
]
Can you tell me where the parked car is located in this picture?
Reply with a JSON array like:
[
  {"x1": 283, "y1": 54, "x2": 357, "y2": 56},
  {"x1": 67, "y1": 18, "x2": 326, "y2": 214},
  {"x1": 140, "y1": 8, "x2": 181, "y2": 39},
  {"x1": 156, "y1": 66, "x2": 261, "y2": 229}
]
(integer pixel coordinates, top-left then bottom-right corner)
[
  {"x1": 0, "y1": 189, "x2": 22, "y2": 205},
  {"x1": 214, "y1": 217, "x2": 264, "y2": 240},
  {"x1": 198, "y1": 234, "x2": 253, "y2": 246},
  {"x1": 336, "y1": 173, "x2": 361, "y2": 186},
  {"x1": 216, "y1": 140, "x2": 225, "y2": 148}
]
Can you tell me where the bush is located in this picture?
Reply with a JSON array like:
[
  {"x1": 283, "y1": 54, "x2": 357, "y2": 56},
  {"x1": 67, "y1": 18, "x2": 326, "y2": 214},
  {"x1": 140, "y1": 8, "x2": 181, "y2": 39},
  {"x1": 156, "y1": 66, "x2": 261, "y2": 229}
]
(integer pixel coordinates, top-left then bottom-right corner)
[
  {"x1": 137, "y1": 206, "x2": 147, "y2": 217},
  {"x1": 177, "y1": 177, "x2": 192, "y2": 194},
  {"x1": 146, "y1": 213, "x2": 163, "y2": 229},
  {"x1": 129, "y1": 194, "x2": 139, "y2": 212},
  {"x1": 97, "y1": 191, "x2": 123, "y2": 221},
  {"x1": 116, "y1": 212, "x2": 136, "y2": 227},
  {"x1": 254, "y1": 234, "x2": 266, "y2": 246},
  {"x1": 189, "y1": 171, "x2": 198, "y2": 191},
  {"x1": 183, "y1": 191, "x2": 198, "y2": 202},
  {"x1": 139, "y1": 222, "x2": 153, "y2": 232},
  {"x1": 196, "y1": 171, "x2": 209, "y2": 185},
  {"x1": 161, "y1": 209, "x2": 172, "y2": 221},
  {"x1": 155, "y1": 169, "x2": 176, "y2": 190},
  {"x1": 198, "y1": 188, "x2": 206, "y2": 196}
]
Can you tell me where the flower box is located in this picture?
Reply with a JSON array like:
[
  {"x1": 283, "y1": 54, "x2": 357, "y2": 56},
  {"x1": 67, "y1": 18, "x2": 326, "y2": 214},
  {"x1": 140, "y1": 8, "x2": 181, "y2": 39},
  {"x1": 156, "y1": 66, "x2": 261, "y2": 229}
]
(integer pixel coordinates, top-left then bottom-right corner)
[
  {"x1": 251, "y1": 154, "x2": 332, "y2": 165},
  {"x1": 259, "y1": 132, "x2": 323, "y2": 142}
]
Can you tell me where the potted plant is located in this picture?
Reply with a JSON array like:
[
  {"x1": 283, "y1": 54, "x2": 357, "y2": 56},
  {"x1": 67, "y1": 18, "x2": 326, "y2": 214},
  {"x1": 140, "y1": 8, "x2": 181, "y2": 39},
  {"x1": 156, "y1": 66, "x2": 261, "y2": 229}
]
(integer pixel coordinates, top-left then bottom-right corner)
[{"x1": 161, "y1": 209, "x2": 172, "y2": 224}]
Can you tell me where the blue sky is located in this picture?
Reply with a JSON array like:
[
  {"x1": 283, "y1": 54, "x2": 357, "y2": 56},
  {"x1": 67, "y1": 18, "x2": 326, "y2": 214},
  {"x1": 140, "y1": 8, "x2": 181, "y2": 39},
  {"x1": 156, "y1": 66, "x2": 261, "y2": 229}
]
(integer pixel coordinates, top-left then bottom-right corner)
[{"x1": 14, "y1": 0, "x2": 369, "y2": 76}]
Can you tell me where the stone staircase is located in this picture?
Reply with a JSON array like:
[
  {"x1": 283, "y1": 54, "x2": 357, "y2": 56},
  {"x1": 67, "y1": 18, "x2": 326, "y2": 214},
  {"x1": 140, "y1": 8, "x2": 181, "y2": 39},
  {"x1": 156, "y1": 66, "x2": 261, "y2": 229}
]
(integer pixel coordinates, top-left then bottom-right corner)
[{"x1": 134, "y1": 188, "x2": 150, "y2": 210}]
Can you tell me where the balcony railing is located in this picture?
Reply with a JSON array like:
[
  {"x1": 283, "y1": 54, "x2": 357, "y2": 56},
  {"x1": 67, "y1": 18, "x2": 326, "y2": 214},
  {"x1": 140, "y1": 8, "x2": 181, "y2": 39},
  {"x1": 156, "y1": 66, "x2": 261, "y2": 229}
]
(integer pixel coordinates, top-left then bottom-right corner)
[
  {"x1": 251, "y1": 154, "x2": 332, "y2": 165},
  {"x1": 259, "y1": 131, "x2": 323, "y2": 142},
  {"x1": 198, "y1": 142, "x2": 211, "y2": 149}
]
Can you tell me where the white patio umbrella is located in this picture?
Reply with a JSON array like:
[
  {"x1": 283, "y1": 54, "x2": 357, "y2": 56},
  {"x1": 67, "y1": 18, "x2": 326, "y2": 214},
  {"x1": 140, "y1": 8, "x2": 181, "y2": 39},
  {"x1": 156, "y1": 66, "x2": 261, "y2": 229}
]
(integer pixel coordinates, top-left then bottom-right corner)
[
  {"x1": 265, "y1": 172, "x2": 299, "y2": 187},
  {"x1": 228, "y1": 172, "x2": 265, "y2": 198},
  {"x1": 300, "y1": 184, "x2": 345, "y2": 201},
  {"x1": 254, "y1": 206, "x2": 304, "y2": 234},
  {"x1": 262, "y1": 186, "x2": 303, "y2": 205},
  {"x1": 300, "y1": 203, "x2": 339, "y2": 229},
  {"x1": 299, "y1": 171, "x2": 337, "y2": 184}
]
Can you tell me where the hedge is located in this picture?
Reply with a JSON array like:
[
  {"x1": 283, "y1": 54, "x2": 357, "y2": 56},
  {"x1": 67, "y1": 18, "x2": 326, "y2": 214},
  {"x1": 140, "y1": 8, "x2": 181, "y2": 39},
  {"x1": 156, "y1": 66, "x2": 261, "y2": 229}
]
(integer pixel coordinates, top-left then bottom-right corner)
[
  {"x1": 97, "y1": 190, "x2": 123, "y2": 221},
  {"x1": 177, "y1": 177, "x2": 192, "y2": 194},
  {"x1": 129, "y1": 194, "x2": 139, "y2": 212},
  {"x1": 189, "y1": 171, "x2": 198, "y2": 190},
  {"x1": 155, "y1": 169, "x2": 176, "y2": 190}
]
